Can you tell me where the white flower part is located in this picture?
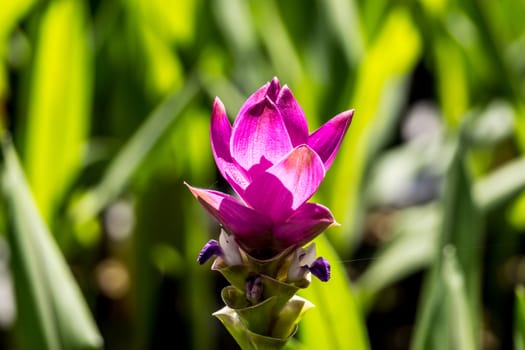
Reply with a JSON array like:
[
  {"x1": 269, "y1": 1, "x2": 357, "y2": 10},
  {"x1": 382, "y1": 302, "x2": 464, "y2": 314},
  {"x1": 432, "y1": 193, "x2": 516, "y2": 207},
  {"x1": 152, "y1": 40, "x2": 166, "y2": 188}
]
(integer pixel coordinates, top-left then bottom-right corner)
[
  {"x1": 219, "y1": 229, "x2": 242, "y2": 266},
  {"x1": 287, "y1": 243, "x2": 317, "y2": 282}
]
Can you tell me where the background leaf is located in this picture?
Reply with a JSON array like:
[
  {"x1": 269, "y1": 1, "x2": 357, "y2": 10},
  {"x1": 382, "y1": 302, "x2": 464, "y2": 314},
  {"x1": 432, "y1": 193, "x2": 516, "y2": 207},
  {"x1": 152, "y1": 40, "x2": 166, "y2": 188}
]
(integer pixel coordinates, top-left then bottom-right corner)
[
  {"x1": 515, "y1": 285, "x2": 525, "y2": 350},
  {"x1": 22, "y1": 0, "x2": 92, "y2": 222},
  {"x1": 298, "y1": 236, "x2": 369, "y2": 350},
  {"x1": 2, "y1": 139, "x2": 102, "y2": 350}
]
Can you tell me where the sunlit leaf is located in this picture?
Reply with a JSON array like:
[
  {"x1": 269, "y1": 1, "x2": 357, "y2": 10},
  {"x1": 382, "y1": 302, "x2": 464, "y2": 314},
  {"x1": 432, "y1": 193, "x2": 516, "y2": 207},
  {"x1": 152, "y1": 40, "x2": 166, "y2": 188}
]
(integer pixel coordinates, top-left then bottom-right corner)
[
  {"x1": 0, "y1": 0, "x2": 36, "y2": 99},
  {"x1": 474, "y1": 157, "x2": 525, "y2": 212},
  {"x1": 515, "y1": 285, "x2": 525, "y2": 350},
  {"x1": 2, "y1": 139, "x2": 102, "y2": 350},
  {"x1": 298, "y1": 235, "x2": 370, "y2": 350},
  {"x1": 442, "y1": 246, "x2": 476, "y2": 350},
  {"x1": 22, "y1": 0, "x2": 92, "y2": 222},
  {"x1": 434, "y1": 37, "x2": 469, "y2": 129},
  {"x1": 329, "y1": 7, "x2": 422, "y2": 250}
]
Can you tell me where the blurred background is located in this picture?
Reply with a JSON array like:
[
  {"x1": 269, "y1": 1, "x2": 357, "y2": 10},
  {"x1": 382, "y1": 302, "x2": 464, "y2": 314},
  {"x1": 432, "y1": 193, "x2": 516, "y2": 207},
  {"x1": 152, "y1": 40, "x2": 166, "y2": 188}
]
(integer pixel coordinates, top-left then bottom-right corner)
[{"x1": 1, "y1": 0, "x2": 525, "y2": 349}]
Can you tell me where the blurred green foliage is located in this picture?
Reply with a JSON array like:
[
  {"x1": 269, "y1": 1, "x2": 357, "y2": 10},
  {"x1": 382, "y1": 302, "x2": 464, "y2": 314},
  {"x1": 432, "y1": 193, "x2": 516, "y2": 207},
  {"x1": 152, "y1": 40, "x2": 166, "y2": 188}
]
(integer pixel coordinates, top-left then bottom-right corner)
[{"x1": 0, "y1": 0, "x2": 525, "y2": 349}]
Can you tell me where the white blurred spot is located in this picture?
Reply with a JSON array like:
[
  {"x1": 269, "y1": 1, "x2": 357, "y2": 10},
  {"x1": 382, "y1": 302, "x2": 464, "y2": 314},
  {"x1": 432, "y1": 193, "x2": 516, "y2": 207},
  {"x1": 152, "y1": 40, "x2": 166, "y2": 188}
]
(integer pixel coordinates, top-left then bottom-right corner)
[
  {"x1": 95, "y1": 258, "x2": 130, "y2": 299},
  {"x1": 402, "y1": 101, "x2": 441, "y2": 143},
  {"x1": 104, "y1": 200, "x2": 135, "y2": 242}
]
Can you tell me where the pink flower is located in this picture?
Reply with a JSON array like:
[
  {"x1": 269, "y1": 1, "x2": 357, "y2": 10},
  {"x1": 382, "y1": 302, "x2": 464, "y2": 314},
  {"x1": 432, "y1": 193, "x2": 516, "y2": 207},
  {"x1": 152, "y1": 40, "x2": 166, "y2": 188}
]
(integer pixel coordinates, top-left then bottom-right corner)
[{"x1": 187, "y1": 77, "x2": 353, "y2": 258}]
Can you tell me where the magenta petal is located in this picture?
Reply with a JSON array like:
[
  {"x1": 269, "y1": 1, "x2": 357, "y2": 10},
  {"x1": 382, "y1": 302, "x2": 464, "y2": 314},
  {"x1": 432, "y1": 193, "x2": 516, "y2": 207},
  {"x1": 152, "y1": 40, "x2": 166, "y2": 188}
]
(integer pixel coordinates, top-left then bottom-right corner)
[
  {"x1": 273, "y1": 203, "x2": 336, "y2": 249},
  {"x1": 215, "y1": 159, "x2": 251, "y2": 194},
  {"x1": 243, "y1": 145, "x2": 325, "y2": 222},
  {"x1": 210, "y1": 98, "x2": 232, "y2": 163},
  {"x1": 308, "y1": 109, "x2": 354, "y2": 171},
  {"x1": 237, "y1": 78, "x2": 280, "y2": 121},
  {"x1": 210, "y1": 98, "x2": 251, "y2": 194},
  {"x1": 243, "y1": 173, "x2": 294, "y2": 223},
  {"x1": 266, "y1": 145, "x2": 325, "y2": 209},
  {"x1": 266, "y1": 77, "x2": 280, "y2": 101},
  {"x1": 231, "y1": 96, "x2": 293, "y2": 173},
  {"x1": 276, "y1": 86, "x2": 309, "y2": 146},
  {"x1": 185, "y1": 184, "x2": 272, "y2": 243}
]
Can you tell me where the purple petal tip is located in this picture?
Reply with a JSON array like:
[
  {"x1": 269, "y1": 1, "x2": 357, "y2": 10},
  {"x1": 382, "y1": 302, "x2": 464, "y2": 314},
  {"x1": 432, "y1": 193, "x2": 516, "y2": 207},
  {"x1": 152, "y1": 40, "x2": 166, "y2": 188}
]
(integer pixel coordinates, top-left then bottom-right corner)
[
  {"x1": 197, "y1": 240, "x2": 222, "y2": 264},
  {"x1": 309, "y1": 257, "x2": 331, "y2": 282},
  {"x1": 267, "y1": 77, "x2": 281, "y2": 101}
]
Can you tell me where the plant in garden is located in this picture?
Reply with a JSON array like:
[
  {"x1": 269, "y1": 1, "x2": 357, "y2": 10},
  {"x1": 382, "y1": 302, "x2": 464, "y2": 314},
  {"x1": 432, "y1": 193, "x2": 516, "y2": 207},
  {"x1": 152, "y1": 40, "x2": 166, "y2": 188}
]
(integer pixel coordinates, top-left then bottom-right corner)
[{"x1": 186, "y1": 77, "x2": 353, "y2": 349}]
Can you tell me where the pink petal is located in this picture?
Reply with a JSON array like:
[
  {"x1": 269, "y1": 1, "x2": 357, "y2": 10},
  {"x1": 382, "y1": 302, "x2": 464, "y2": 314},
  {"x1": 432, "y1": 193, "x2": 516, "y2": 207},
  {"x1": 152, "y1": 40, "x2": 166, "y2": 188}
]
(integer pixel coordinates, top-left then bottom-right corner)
[
  {"x1": 308, "y1": 109, "x2": 354, "y2": 171},
  {"x1": 211, "y1": 98, "x2": 251, "y2": 195},
  {"x1": 237, "y1": 78, "x2": 280, "y2": 121},
  {"x1": 273, "y1": 203, "x2": 336, "y2": 249},
  {"x1": 276, "y1": 86, "x2": 309, "y2": 146},
  {"x1": 231, "y1": 96, "x2": 293, "y2": 174},
  {"x1": 185, "y1": 184, "x2": 272, "y2": 243},
  {"x1": 243, "y1": 145, "x2": 325, "y2": 222},
  {"x1": 214, "y1": 159, "x2": 251, "y2": 194},
  {"x1": 266, "y1": 77, "x2": 281, "y2": 101},
  {"x1": 210, "y1": 98, "x2": 232, "y2": 164}
]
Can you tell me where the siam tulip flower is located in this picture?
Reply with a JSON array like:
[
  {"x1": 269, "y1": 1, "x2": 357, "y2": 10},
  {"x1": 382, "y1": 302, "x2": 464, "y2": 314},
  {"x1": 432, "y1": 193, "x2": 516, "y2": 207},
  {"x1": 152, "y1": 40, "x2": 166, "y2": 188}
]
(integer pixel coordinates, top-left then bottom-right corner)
[
  {"x1": 187, "y1": 77, "x2": 353, "y2": 259},
  {"x1": 187, "y1": 77, "x2": 354, "y2": 349}
]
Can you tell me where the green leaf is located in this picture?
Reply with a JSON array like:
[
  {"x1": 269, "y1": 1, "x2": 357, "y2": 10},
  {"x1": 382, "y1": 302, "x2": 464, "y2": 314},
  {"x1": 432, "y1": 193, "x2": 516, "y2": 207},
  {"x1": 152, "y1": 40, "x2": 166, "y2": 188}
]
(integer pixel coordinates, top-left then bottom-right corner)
[
  {"x1": 320, "y1": 0, "x2": 364, "y2": 66},
  {"x1": 0, "y1": 0, "x2": 36, "y2": 99},
  {"x1": 272, "y1": 297, "x2": 314, "y2": 339},
  {"x1": 251, "y1": 0, "x2": 303, "y2": 84},
  {"x1": 515, "y1": 285, "x2": 525, "y2": 350},
  {"x1": 329, "y1": 7, "x2": 421, "y2": 251},
  {"x1": 22, "y1": 0, "x2": 92, "y2": 221},
  {"x1": 357, "y1": 204, "x2": 439, "y2": 309},
  {"x1": 412, "y1": 138, "x2": 483, "y2": 349},
  {"x1": 69, "y1": 78, "x2": 198, "y2": 227},
  {"x1": 214, "y1": 305, "x2": 295, "y2": 350},
  {"x1": 433, "y1": 37, "x2": 470, "y2": 129},
  {"x1": 2, "y1": 139, "x2": 102, "y2": 350},
  {"x1": 474, "y1": 157, "x2": 525, "y2": 212},
  {"x1": 298, "y1": 235, "x2": 370, "y2": 350},
  {"x1": 442, "y1": 246, "x2": 476, "y2": 350}
]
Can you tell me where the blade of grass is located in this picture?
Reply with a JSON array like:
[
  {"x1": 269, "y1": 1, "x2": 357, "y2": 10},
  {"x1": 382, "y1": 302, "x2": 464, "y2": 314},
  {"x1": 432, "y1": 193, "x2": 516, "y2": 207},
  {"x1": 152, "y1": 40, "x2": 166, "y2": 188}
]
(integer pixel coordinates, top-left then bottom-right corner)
[
  {"x1": 2, "y1": 138, "x2": 102, "y2": 350},
  {"x1": 212, "y1": 0, "x2": 268, "y2": 89},
  {"x1": 515, "y1": 285, "x2": 525, "y2": 350},
  {"x1": 70, "y1": 78, "x2": 198, "y2": 226},
  {"x1": 357, "y1": 204, "x2": 439, "y2": 310},
  {"x1": 412, "y1": 135, "x2": 483, "y2": 349},
  {"x1": 319, "y1": 0, "x2": 364, "y2": 66},
  {"x1": 442, "y1": 246, "x2": 476, "y2": 350},
  {"x1": 251, "y1": 0, "x2": 304, "y2": 84}
]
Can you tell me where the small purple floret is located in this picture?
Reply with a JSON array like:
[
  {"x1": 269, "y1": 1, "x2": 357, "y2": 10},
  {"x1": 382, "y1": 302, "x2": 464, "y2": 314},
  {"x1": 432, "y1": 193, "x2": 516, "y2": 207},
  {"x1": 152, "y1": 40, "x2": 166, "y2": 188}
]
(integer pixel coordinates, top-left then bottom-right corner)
[
  {"x1": 245, "y1": 274, "x2": 264, "y2": 304},
  {"x1": 308, "y1": 257, "x2": 331, "y2": 282},
  {"x1": 197, "y1": 240, "x2": 222, "y2": 265}
]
